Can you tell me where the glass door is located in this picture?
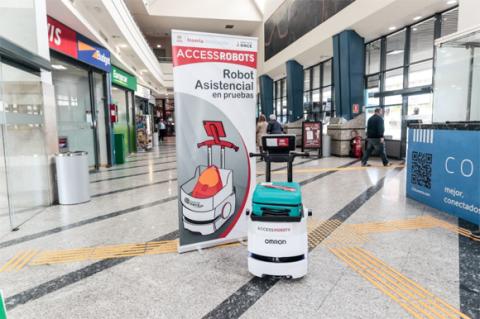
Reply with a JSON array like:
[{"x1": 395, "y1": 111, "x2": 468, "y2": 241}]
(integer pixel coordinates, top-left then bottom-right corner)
[
  {"x1": 51, "y1": 57, "x2": 97, "y2": 168},
  {"x1": 93, "y1": 72, "x2": 108, "y2": 166},
  {"x1": 0, "y1": 60, "x2": 51, "y2": 232}
]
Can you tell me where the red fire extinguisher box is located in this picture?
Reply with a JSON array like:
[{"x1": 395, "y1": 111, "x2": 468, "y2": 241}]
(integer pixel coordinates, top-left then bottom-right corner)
[{"x1": 110, "y1": 104, "x2": 118, "y2": 123}]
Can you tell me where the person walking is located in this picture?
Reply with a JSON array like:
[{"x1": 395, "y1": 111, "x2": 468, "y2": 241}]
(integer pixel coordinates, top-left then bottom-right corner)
[
  {"x1": 267, "y1": 114, "x2": 283, "y2": 134},
  {"x1": 158, "y1": 119, "x2": 167, "y2": 143},
  {"x1": 362, "y1": 107, "x2": 391, "y2": 167},
  {"x1": 256, "y1": 114, "x2": 268, "y2": 156}
]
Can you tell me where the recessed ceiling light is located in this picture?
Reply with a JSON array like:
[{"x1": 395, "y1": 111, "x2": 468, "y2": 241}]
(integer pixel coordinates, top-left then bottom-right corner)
[
  {"x1": 51, "y1": 64, "x2": 67, "y2": 70},
  {"x1": 413, "y1": 16, "x2": 422, "y2": 21},
  {"x1": 118, "y1": 43, "x2": 128, "y2": 48},
  {"x1": 140, "y1": 69, "x2": 148, "y2": 73},
  {"x1": 225, "y1": 25, "x2": 234, "y2": 29},
  {"x1": 156, "y1": 44, "x2": 162, "y2": 48},
  {"x1": 389, "y1": 26, "x2": 396, "y2": 31},
  {"x1": 413, "y1": 27, "x2": 418, "y2": 31},
  {"x1": 447, "y1": 0, "x2": 457, "y2": 4}
]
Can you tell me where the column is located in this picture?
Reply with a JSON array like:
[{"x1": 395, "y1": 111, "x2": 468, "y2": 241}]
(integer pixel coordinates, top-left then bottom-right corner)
[
  {"x1": 259, "y1": 75, "x2": 273, "y2": 117},
  {"x1": 333, "y1": 30, "x2": 365, "y2": 120},
  {"x1": 286, "y1": 60, "x2": 304, "y2": 122}
]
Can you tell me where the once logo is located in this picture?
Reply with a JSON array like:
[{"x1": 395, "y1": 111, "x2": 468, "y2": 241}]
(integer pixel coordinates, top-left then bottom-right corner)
[{"x1": 265, "y1": 239, "x2": 287, "y2": 245}]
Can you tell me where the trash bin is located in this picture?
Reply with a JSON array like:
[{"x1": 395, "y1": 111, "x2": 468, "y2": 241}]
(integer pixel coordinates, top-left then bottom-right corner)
[
  {"x1": 322, "y1": 134, "x2": 331, "y2": 157},
  {"x1": 55, "y1": 151, "x2": 90, "y2": 205},
  {"x1": 114, "y1": 133, "x2": 125, "y2": 164},
  {"x1": 153, "y1": 132, "x2": 159, "y2": 147}
]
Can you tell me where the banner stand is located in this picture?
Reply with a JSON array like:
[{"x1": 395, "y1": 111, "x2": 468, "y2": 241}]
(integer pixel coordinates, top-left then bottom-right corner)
[
  {"x1": 172, "y1": 30, "x2": 257, "y2": 253},
  {"x1": 301, "y1": 121, "x2": 323, "y2": 158}
]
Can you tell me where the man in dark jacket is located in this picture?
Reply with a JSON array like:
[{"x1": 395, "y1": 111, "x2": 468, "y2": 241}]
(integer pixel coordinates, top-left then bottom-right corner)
[
  {"x1": 362, "y1": 107, "x2": 391, "y2": 167},
  {"x1": 267, "y1": 114, "x2": 283, "y2": 134}
]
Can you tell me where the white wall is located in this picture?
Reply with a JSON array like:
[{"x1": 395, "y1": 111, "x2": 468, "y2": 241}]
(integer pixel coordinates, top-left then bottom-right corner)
[
  {"x1": 459, "y1": 0, "x2": 480, "y2": 31},
  {"x1": 148, "y1": 0, "x2": 262, "y2": 21}
]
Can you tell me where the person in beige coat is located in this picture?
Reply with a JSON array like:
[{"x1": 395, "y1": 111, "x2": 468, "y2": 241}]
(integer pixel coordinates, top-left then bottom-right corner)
[{"x1": 256, "y1": 114, "x2": 268, "y2": 157}]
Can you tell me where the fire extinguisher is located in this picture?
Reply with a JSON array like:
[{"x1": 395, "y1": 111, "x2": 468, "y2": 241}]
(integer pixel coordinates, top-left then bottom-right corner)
[
  {"x1": 350, "y1": 130, "x2": 363, "y2": 159},
  {"x1": 353, "y1": 135, "x2": 363, "y2": 159}
]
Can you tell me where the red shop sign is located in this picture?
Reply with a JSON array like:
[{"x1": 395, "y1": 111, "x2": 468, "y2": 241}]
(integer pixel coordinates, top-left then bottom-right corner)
[{"x1": 47, "y1": 16, "x2": 78, "y2": 58}]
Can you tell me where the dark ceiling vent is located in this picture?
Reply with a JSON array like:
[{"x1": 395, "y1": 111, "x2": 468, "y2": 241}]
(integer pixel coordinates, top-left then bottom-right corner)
[{"x1": 225, "y1": 25, "x2": 234, "y2": 29}]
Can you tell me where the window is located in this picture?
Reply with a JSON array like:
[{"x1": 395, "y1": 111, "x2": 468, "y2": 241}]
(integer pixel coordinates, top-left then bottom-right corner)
[
  {"x1": 383, "y1": 105, "x2": 402, "y2": 140},
  {"x1": 302, "y1": 59, "x2": 335, "y2": 121},
  {"x1": 441, "y1": 8, "x2": 458, "y2": 37},
  {"x1": 410, "y1": 18, "x2": 435, "y2": 63},
  {"x1": 386, "y1": 30, "x2": 406, "y2": 70},
  {"x1": 409, "y1": 61, "x2": 433, "y2": 88},
  {"x1": 385, "y1": 68, "x2": 404, "y2": 91},
  {"x1": 366, "y1": 75, "x2": 380, "y2": 106},
  {"x1": 365, "y1": 40, "x2": 381, "y2": 75},
  {"x1": 273, "y1": 78, "x2": 287, "y2": 123}
]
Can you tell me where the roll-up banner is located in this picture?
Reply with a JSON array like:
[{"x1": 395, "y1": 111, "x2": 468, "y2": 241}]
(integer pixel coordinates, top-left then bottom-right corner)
[{"x1": 172, "y1": 30, "x2": 257, "y2": 253}]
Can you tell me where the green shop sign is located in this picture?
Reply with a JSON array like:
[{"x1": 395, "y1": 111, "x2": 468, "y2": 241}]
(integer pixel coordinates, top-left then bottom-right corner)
[{"x1": 111, "y1": 66, "x2": 137, "y2": 91}]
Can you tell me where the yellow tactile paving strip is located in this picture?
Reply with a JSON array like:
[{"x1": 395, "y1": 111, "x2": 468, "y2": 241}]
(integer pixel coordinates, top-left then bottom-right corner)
[
  {"x1": 0, "y1": 250, "x2": 39, "y2": 272},
  {"x1": 0, "y1": 215, "x2": 478, "y2": 272},
  {"x1": 330, "y1": 247, "x2": 471, "y2": 319}
]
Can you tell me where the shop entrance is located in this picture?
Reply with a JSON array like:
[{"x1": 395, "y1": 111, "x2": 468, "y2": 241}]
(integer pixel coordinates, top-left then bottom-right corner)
[{"x1": 51, "y1": 54, "x2": 108, "y2": 169}]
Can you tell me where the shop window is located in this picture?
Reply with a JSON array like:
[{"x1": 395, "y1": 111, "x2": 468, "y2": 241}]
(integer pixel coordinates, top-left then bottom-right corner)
[
  {"x1": 386, "y1": 30, "x2": 406, "y2": 70},
  {"x1": 385, "y1": 68, "x2": 404, "y2": 91},
  {"x1": 410, "y1": 18, "x2": 435, "y2": 63},
  {"x1": 385, "y1": 94, "x2": 402, "y2": 106},
  {"x1": 365, "y1": 40, "x2": 381, "y2": 75},
  {"x1": 409, "y1": 61, "x2": 433, "y2": 88},
  {"x1": 441, "y1": 8, "x2": 459, "y2": 38}
]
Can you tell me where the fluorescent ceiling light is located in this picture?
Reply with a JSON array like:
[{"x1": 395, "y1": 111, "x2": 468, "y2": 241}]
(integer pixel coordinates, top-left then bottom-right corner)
[
  {"x1": 412, "y1": 27, "x2": 418, "y2": 31},
  {"x1": 51, "y1": 64, "x2": 67, "y2": 70},
  {"x1": 447, "y1": 0, "x2": 457, "y2": 4},
  {"x1": 413, "y1": 16, "x2": 422, "y2": 21},
  {"x1": 387, "y1": 50, "x2": 404, "y2": 56},
  {"x1": 156, "y1": 44, "x2": 162, "y2": 48},
  {"x1": 389, "y1": 26, "x2": 396, "y2": 31}
]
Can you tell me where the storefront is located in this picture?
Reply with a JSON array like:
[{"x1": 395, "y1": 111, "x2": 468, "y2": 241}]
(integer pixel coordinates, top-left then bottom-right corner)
[
  {"x1": 111, "y1": 65, "x2": 137, "y2": 155},
  {"x1": 48, "y1": 16, "x2": 112, "y2": 169},
  {"x1": 134, "y1": 84, "x2": 153, "y2": 151}
]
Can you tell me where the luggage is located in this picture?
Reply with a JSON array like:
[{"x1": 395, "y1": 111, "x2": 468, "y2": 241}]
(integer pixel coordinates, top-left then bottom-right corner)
[{"x1": 252, "y1": 182, "x2": 302, "y2": 218}]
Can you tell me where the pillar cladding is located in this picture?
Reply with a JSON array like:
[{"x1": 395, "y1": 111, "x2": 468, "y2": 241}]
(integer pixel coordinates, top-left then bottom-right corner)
[
  {"x1": 333, "y1": 30, "x2": 365, "y2": 120},
  {"x1": 286, "y1": 60, "x2": 304, "y2": 122},
  {"x1": 259, "y1": 75, "x2": 274, "y2": 117}
]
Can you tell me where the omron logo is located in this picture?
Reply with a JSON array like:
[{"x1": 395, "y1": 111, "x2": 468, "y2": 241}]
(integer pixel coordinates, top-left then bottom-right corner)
[
  {"x1": 265, "y1": 239, "x2": 287, "y2": 245},
  {"x1": 185, "y1": 197, "x2": 203, "y2": 208}
]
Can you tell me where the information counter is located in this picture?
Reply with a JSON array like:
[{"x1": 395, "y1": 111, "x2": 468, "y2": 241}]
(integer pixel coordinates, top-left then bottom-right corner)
[{"x1": 406, "y1": 123, "x2": 480, "y2": 225}]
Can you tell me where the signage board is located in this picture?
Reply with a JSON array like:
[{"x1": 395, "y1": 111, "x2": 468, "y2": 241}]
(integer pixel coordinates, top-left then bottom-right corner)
[
  {"x1": 47, "y1": 16, "x2": 77, "y2": 58},
  {"x1": 0, "y1": 290, "x2": 7, "y2": 319},
  {"x1": 172, "y1": 30, "x2": 257, "y2": 252},
  {"x1": 406, "y1": 128, "x2": 480, "y2": 225},
  {"x1": 77, "y1": 34, "x2": 111, "y2": 72},
  {"x1": 302, "y1": 121, "x2": 322, "y2": 156},
  {"x1": 135, "y1": 84, "x2": 151, "y2": 99},
  {"x1": 111, "y1": 66, "x2": 137, "y2": 91},
  {"x1": 47, "y1": 16, "x2": 111, "y2": 72}
]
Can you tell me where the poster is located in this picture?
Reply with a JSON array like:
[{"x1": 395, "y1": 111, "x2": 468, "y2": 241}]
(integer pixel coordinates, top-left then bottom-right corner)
[
  {"x1": 406, "y1": 128, "x2": 480, "y2": 225},
  {"x1": 172, "y1": 30, "x2": 257, "y2": 252},
  {"x1": 136, "y1": 115, "x2": 153, "y2": 152},
  {"x1": 302, "y1": 122, "x2": 322, "y2": 155}
]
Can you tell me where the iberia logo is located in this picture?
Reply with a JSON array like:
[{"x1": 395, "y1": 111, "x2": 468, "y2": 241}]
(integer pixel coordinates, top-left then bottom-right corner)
[{"x1": 78, "y1": 40, "x2": 111, "y2": 67}]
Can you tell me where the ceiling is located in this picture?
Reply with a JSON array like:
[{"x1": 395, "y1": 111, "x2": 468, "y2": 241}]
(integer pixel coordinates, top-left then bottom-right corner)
[{"x1": 124, "y1": 0, "x2": 262, "y2": 38}]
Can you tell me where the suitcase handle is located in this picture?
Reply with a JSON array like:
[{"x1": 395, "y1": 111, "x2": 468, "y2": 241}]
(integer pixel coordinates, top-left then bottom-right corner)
[{"x1": 261, "y1": 207, "x2": 291, "y2": 216}]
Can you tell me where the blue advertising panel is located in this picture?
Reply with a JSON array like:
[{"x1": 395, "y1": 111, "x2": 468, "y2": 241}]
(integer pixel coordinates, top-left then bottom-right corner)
[
  {"x1": 77, "y1": 34, "x2": 111, "y2": 72},
  {"x1": 406, "y1": 128, "x2": 480, "y2": 225}
]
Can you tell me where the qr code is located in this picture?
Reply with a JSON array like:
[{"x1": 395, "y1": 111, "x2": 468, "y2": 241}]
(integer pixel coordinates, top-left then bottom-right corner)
[{"x1": 411, "y1": 151, "x2": 432, "y2": 189}]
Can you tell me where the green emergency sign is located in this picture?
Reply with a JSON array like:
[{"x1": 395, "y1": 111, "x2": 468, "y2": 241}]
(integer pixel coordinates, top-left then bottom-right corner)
[{"x1": 111, "y1": 66, "x2": 137, "y2": 91}]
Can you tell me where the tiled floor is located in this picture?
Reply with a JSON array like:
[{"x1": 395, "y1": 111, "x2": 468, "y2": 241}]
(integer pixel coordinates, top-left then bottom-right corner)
[{"x1": 0, "y1": 140, "x2": 478, "y2": 319}]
